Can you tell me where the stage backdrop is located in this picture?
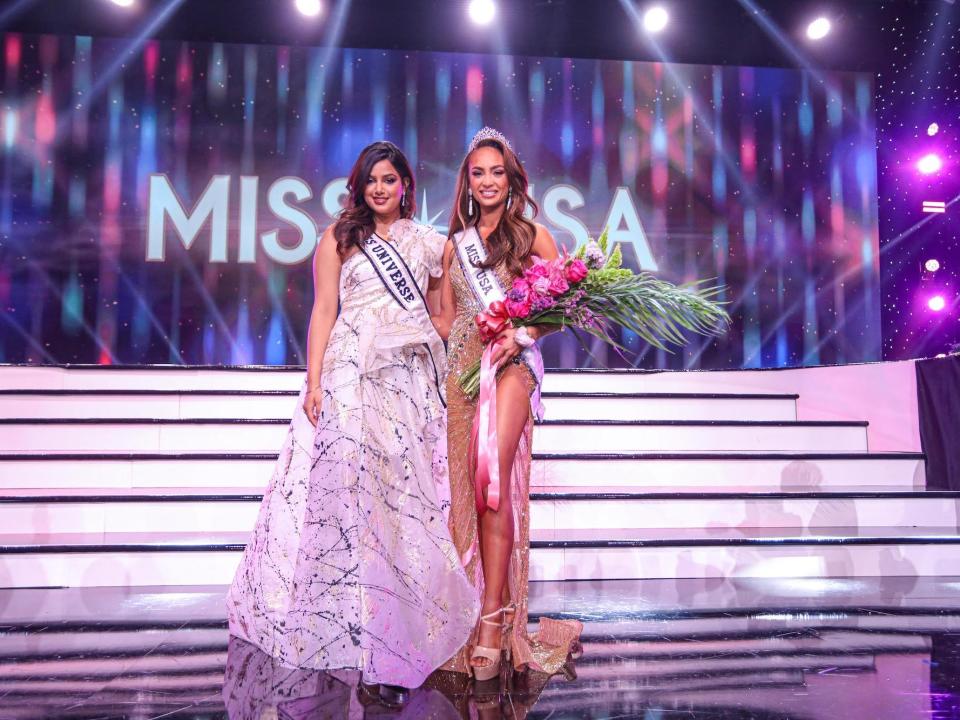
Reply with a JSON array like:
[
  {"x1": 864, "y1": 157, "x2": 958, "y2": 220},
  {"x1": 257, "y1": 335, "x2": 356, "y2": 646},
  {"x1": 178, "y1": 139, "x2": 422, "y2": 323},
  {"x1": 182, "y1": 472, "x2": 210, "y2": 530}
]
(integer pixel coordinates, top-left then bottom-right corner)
[{"x1": 0, "y1": 33, "x2": 881, "y2": 369}]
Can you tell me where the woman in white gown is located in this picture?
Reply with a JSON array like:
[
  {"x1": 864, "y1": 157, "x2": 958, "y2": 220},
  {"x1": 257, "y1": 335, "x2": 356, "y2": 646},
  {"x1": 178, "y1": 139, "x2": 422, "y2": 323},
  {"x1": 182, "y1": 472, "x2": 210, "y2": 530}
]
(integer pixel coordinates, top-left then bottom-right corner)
[{"x1": 227, "y1": 141, "x2": 479, "y2": 703}]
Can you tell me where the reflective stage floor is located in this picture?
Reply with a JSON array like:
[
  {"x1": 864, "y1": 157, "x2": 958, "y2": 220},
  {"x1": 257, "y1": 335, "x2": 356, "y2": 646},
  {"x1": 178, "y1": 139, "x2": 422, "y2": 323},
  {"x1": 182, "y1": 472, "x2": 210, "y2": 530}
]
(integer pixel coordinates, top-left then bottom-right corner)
[{"x1": 2, "y1": 576, "x2": 960, "y2": 719}]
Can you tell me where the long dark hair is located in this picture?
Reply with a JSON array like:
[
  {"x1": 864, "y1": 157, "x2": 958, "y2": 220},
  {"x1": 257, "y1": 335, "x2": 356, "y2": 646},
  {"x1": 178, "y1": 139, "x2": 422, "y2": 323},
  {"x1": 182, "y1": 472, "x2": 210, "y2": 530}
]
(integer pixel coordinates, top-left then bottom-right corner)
[
  {"x1": 447, "y1": 137, "x2": 538, "y2": 277},
  {"x1": 334, "y1": 141, "x2": 416, "y2": 257}
]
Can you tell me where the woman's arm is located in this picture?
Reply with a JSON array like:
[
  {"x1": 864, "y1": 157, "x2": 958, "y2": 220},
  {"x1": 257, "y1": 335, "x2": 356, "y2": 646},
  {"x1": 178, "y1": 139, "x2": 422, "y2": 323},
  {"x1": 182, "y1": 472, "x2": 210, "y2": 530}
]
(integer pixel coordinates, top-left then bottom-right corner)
[
  {"x1": 430, "y1": 239, "x2": 458, "y2": 341},
  {"x1": 527, "y1": 223, "x2": 562, "y2": 342},
  {"x1": 303, "y1": 226, "x2": 342, "y2": 425},
  {"x1": 490, "y1": 224, "x2": 562, "y2": 365}
]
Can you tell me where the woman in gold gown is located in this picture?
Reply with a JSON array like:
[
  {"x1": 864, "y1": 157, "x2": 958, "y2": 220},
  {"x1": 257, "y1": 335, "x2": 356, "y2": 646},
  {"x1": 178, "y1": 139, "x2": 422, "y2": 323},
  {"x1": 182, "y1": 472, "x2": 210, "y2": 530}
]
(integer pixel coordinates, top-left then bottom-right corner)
[{"x1": 434, "y1": 128, "x2": 582, "y2": 684}]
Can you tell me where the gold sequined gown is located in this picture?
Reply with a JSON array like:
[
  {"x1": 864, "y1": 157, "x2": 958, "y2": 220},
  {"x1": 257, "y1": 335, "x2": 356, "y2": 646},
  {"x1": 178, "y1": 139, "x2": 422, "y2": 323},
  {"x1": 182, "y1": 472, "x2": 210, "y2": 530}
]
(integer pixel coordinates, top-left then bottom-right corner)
[{"x1": 444, "y1": 248, "x2": 582, "y2": 676}]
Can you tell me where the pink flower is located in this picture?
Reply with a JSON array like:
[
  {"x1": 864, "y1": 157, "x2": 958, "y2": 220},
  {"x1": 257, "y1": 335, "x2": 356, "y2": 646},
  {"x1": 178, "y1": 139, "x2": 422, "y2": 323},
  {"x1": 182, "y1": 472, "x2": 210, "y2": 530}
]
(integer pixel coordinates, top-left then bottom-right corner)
[
  {"x1": 525, "y1": 261, "x2": 548, "y2": 279},
  {"x1": 547, "y1": 267, "x2": 569, "y2": 295},
  {"x1": 505, "y1": 298, "x2": 532, "y2": 319},
  {"x1": 532, "y1": 276, "x2": 551, "y2": 295},
  {"x1": 564, "y1": 258, "x2": 588, "y2": 283},
  {"x1": 509, "y1": 278, "x2": 532, "y2": 303}
]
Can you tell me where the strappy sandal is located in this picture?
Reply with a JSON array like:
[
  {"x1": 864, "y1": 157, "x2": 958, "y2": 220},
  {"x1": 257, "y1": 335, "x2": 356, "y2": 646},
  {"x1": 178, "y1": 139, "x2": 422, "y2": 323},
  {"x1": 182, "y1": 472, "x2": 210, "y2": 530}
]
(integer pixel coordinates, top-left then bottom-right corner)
[{"x1": 470, "y1": 605, "x2": 513, "y2": 682}]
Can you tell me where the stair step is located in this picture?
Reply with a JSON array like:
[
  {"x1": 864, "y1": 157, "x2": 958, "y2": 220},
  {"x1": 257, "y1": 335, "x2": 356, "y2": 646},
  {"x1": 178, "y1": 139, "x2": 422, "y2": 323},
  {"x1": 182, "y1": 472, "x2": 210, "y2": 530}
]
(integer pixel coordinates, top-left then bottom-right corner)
[
  {"x1": 0, "y1": 418, "x2": 870, "y2": 453},
  {"x1": 0, "y1": 451, "x2": 924, "y2": 490},
  {"x1": 0, "y1": 389, "x2": 800, "y2": 422},
  {"x1": 0, "y1": 487, "x2": 954, "y2": 533},
  {"x1": 2, "y1": 527, "x2": 959, "y2": 586}
]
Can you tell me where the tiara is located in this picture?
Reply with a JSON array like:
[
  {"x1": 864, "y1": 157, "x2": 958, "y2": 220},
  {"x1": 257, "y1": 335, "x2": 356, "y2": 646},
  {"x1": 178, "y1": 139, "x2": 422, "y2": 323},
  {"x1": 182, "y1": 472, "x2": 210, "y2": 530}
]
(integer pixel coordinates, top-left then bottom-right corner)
[{"x1": 468, "y1": 126, "x2": 513, "y2": 153}]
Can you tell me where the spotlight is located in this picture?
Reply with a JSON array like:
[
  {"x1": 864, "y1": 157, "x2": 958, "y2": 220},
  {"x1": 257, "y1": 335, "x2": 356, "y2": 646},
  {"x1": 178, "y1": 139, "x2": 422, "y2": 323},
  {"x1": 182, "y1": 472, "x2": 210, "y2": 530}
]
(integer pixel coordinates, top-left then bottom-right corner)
[
  {"x1": 468, "y1": 0, "x2": 496, "y2": 25},
  {"x1": 806, "y1": 17, "x2": 831, "y2": 40},
  {"x1": 928, "y1": 123, "x2": 940, "y2": 137},
  {"x1": 294, "y1": 0, "x2": 322, "y2": 17},
  {"x1": 926, "y1": 259, "x2": 941, "y2": 273},
  {"x1": 929, "y1": 295, "x2": 947, "y2": 312},
  {"x1": 109, "y1": 0, "x2": 135, "y2": 6},
  {"x1": 643, "y1": 6, "x2": 669, "y2": 33},
  {"x1": 918, "y1": 153, "x2": 943, "y2": 175}
]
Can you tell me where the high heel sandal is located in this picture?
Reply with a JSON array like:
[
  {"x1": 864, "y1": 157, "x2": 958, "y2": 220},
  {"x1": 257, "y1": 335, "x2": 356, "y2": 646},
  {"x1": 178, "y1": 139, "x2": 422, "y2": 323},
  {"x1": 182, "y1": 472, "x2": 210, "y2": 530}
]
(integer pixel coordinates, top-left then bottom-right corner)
[{"x1": 470, "y1": 605, "x2": 513, "y2": 682}]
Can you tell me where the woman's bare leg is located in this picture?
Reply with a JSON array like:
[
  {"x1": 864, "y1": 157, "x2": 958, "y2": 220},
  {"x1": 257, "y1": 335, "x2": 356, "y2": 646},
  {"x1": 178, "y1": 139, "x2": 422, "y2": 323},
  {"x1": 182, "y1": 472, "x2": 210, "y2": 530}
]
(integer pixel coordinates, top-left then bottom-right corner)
[{"x1": 473, "y1": 366, "x2": 529, "y2": 664}]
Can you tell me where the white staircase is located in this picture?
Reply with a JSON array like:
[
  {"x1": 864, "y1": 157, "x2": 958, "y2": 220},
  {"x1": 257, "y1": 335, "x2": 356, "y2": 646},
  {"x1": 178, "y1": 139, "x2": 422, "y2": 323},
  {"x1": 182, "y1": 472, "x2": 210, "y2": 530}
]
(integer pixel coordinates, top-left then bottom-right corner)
[{"x1": 0, "y1": 365, "x2": 952, "y2": 589}]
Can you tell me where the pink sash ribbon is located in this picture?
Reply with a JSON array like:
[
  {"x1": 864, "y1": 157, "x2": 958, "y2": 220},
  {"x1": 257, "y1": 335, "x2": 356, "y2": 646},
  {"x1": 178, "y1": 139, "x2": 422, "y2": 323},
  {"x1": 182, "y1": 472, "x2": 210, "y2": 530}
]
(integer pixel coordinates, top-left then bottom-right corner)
[
  {"x1": 470, "y1": 301, "x2": 512, "y2": 520},
  {"x1": 472, "y1": 339, "x2": 502, "y2": 516}
]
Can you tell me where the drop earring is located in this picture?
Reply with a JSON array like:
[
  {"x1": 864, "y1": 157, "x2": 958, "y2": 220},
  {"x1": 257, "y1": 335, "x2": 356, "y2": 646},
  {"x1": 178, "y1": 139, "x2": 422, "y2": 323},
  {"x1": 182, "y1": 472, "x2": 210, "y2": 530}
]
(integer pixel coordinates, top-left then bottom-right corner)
[
  {"x1": 507, "y1": 188, "x2": 513, "y2": 209},
  {"x1": 400, "y1": 189, "x2": 406, "y2": 209},
  {"x1": 468, "y1": 190, "x2": 474, "y2": 216}
]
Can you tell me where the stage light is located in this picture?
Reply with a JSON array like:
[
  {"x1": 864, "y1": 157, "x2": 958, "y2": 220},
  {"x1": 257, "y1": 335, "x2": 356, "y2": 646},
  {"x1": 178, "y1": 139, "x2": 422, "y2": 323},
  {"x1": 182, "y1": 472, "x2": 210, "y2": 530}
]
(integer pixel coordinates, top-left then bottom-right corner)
[
  {"x1": 926, "y1": 259, "x2": 941, "y2": 273},
  {"x1": 918, "y1": 153, "x2": 943, "y2": 175},
  {"x1": 923, "y1": 200, "x2": 947, "y2": 213},
  {"x1": 643, "y1": 6, "x2": 669, "y2": 33},
  {"x1": 294, "y1": 0, "x2": 322, "y2": 17},
  {"x1": 806, "y1": 17, "x2": 831, "y2": 40},
  {"x1": 928, "y1": 123, "x2": 940, "y2": 137},
  {"x1": 929, "y1": 295, "x2": 947, "y2": 312},
  {"x1": 109, "y1": 0, "x2": 135, "y2": 6},
  {"x1": 468, "y1": 0, "x2": 496, "y2": 25}
]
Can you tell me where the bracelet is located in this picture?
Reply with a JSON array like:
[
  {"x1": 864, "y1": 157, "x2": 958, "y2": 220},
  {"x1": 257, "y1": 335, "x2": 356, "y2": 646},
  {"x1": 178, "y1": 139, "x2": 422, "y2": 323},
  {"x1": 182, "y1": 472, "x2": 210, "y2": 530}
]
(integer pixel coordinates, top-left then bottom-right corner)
[{"x1": 515, "y1": 326, "x2": 536, "y2": 348}]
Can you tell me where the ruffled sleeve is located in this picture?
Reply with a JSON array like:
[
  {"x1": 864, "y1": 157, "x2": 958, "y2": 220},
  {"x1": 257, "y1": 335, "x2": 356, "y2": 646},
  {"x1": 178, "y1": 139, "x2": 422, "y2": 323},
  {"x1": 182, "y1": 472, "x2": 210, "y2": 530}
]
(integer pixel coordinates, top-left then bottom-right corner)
[{"x1": 422, "y1": 227, "x2": 447, "y2": 279}]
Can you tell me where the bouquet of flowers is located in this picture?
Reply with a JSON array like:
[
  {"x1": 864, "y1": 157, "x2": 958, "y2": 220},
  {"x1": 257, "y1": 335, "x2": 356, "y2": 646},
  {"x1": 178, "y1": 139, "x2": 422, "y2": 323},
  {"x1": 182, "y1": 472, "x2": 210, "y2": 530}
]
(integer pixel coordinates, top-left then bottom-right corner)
[{"x1": 459, "y1": 230, "x2": 730, "y2": 398}]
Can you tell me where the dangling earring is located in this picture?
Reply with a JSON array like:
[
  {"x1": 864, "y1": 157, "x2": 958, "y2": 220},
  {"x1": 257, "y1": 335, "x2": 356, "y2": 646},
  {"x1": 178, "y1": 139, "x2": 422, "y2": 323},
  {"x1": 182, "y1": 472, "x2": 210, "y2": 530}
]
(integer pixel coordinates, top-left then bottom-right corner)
[
  {"x1": 467, "y1": 190, "x2": 474, "y2": 216},
  {"x1": 400, "y1": 188, "x2": 406, "y2": 210},
  {"x1": 507, "y1": 188, "x2": 513, "y2": 209}
]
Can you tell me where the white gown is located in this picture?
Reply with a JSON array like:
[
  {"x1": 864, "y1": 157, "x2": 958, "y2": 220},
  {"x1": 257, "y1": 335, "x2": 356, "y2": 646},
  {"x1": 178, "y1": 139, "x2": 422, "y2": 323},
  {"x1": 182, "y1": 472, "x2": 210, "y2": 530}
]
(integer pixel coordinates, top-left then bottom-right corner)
[{"x1": 227, "y1": 219, "x2": 479, "y2": 687}]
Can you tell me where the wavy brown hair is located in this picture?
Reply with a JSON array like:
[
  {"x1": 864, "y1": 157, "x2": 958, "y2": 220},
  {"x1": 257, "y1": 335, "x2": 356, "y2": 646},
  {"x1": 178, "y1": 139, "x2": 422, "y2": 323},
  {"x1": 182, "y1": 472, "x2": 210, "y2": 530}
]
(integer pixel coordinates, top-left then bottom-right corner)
[
  {"x1": 334, "y1": 141, "x2": 416, "y2": 257},
  {"x1": 447, "y1": 138, "x2": 538, "y2": 277}
]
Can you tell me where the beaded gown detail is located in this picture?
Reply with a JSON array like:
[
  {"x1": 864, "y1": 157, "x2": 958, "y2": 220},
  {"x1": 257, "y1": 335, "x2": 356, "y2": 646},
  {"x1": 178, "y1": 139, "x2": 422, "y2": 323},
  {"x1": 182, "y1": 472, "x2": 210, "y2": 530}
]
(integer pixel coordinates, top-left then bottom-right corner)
[
  {"x1": 444, "y1": 243, "x2": 582, "y2": 676},
  {"x1": 227, "y1": 219, "x2": 480, "y2": 688}
]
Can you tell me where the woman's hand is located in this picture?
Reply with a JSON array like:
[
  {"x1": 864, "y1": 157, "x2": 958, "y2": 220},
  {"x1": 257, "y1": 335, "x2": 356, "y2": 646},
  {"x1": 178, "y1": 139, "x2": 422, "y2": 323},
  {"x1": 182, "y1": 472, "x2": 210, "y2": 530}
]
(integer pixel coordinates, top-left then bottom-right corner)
[
  {"x1": 491, "y1": 327, "x2": 526, "y2": 366},
  {"x1": 303, "y1": 386, "x2": 323, "y2": 426}
]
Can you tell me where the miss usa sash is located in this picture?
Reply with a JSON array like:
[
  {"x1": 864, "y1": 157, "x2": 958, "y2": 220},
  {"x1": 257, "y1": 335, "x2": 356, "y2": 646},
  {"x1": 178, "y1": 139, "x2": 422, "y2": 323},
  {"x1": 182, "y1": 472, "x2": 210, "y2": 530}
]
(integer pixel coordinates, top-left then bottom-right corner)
[
  {"x1": 453, "y1": 226, "x2": 544, "y2": 528},
  {"x1": 452, "y1": 226, "x2": 545, "y2": 395},
  {"x1": 360, "y1": 231, "x2": 445, "y2": 407}
]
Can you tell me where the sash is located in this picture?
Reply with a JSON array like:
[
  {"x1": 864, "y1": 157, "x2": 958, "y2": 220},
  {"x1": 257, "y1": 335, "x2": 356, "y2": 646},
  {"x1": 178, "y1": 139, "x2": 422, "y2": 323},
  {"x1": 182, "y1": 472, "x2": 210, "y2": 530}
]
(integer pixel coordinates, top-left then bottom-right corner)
[
  {"x1": 359, "y1": 232, "x2": 445, "y2": 407},
  {"x1": 453, "y1": 227, "x2": 544, "y2": 531}
]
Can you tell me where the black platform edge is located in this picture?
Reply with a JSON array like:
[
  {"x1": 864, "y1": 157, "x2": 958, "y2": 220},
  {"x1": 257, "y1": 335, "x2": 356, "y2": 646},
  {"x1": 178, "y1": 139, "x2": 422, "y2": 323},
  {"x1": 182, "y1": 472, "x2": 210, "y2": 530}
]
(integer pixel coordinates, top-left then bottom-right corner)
[
  {"x1": 5, "y1": 606, "x2": 959, "y2": 636},
  {"x1": 532, "y1": 451, "x2": 924, "y2": 460},
  {"x1": 0, "y1": 642, "x2": 930, "y2": 667},
  {"x1": 0, "y1": 389, "x2": 801, "y2": 400},
  {"x1": 4, "y1": 534, "x2": 960, "y2": 554},
  {"x1": 530, "y1": 535, "x2": 960, "y2": 549},
  {"x1": 0, "y1": 451, "x2": 925, "y2": 461},
  {"x1": 0, "y1": 417, "x2": 869, "y2": 427},
  {"x1": 0, "y1": 359, "x2": 921, "y2": 374},
  {"x1": 0, "y1": 543, "x2": 247, "y2": 554},
  {"x1": 0, "y1": 389, "x2": 300, "y2": 396},
  {"x1": 1, "y1": 489, "x2": 954, "y2": 504}
]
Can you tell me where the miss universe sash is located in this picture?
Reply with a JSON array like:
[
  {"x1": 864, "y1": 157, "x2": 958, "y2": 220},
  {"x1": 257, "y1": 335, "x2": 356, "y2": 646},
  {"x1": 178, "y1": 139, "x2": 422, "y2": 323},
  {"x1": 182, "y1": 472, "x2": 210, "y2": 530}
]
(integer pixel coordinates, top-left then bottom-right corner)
[
  {"x1": 360, "y1": 231, "x2": 445, "y2": 407},
  {"x1": 453, "y1": 226, "x2": 544, "y2": 524}
]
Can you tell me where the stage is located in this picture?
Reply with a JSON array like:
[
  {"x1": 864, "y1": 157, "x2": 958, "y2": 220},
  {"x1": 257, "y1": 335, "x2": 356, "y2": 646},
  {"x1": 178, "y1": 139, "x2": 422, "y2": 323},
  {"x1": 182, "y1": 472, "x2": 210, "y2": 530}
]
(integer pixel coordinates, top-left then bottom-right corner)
[
  {"x1": 1, "y1": 361, "x2": 959, "y2": 717},
  {"x1": 2, "y1": 577, "x2": 960, "y2": 717},
  {"x1": 1, "y1": 0, "x2": 959, "y2": 716}
]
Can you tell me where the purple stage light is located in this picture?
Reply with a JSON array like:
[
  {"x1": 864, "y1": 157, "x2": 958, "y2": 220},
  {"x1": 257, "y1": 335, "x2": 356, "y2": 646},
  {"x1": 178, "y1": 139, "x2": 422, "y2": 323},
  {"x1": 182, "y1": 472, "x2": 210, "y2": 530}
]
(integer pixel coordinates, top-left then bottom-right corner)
[
  {"x1": 917, "y1": 153, "x2": 943, "y2": 175},
  {"x1": 928, "y1": 295, "x2": 947, "y2": 312},
  {"x1": 643, "y1": 6, "x2": 669, "y2": 34},
  {"x1": 925, "y1": 258, "x2": 941, "y2": 273},
  {"x1": 807, "y1": 17, "x2": 832, "y2": 40},
  {"x1": 927, "y1": 123, "x2": 940, "y2": 137},
  {"x1": 294, "y1": 0, "x2": 322, "y2": 18}
]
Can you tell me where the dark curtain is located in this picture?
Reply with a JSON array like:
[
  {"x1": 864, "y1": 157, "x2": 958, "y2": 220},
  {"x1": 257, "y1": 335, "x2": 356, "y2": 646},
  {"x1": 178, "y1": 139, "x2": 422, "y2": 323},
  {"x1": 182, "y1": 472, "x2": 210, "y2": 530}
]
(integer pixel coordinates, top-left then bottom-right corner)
[{"x1": 916, "y1": 355, "x2": 960, "y2": 490}]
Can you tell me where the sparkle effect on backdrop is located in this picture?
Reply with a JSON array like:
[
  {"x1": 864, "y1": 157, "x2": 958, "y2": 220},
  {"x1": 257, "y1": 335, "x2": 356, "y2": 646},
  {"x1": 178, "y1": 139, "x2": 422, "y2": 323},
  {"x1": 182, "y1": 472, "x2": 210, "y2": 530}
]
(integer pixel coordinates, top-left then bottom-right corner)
[
  {"x1": 0, "y1": 34, "x2": 881, "y2": 368},
  {"x1": 877, "y1": 6, "x2": 960, "y2": 359}
]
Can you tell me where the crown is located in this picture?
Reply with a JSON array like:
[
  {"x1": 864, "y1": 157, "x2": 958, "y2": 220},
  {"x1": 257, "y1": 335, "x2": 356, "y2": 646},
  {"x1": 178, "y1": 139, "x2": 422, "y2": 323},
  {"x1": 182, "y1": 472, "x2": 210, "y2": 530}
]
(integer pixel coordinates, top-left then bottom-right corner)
[{"x1": 468, "y1": 126, "x2": 513, "y2": 153}]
